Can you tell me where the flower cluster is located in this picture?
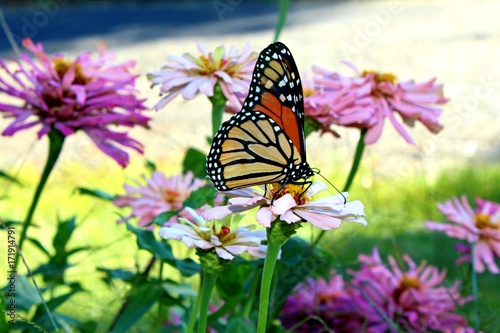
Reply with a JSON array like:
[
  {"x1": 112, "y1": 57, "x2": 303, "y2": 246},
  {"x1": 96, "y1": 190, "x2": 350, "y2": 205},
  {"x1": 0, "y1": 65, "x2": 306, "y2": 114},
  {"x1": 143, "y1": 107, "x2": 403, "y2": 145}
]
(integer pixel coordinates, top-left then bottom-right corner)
[
  {"x1": 281, "y1": 248, "x2": 473, "y2": 333},
  {"x1": 426, "y1": 195, "x2": 500, "y2": 274},
  {"x1": 114, "y1": 171, "x2": 205, "y2": 228},
  {"x1": 148, "y1": 43, "x2": 257, "y2": 110},
  {"x1": 305, "y1": 62, "x2": 448, "y2": 144},
  {"x1": 0, "y1": 38, "x2": 150, "y2": 167},
  {"x1": 202, "y1": 181, "x2": 366, "y2": 230}
]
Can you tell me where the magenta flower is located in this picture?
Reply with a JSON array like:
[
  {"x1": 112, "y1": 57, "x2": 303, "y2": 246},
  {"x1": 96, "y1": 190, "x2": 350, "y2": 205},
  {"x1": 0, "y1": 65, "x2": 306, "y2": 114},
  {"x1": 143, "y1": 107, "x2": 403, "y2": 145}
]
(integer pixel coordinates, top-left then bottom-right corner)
[
  {"x1": 311, "y1": 62, "x2": 448, "y2": 144},
  {"x1": 280, "y1": 272, "x2": 375, "y2": 332},
  {"x1": 114, "y1": 171, "x2": 205, "y2": 228},
  {"x1": 0, "y1": 39, "x2": 150, "y2": 167},
  {"x1": 426, "y1": 196, "x2": 500, "y2": 274},
  {"x1": 159, "y1": 208, "x2": 267, "y2": 260},
  {"x1": 351, "y1": 247, "x2": 472, "y2": 332},
  {"x1": 202, "y1": 182, "x2": 366, "y2": 230},
  {"x1": 148, "y1": 43, "x2": 257, "y2": 110}
]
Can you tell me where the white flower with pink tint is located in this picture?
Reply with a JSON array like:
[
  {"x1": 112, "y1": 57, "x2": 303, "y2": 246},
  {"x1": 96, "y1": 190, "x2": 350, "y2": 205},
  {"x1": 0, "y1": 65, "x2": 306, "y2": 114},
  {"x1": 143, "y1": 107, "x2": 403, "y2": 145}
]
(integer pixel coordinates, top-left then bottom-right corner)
[
  {"x1": 148, "y1": 43, "x2": 257, "y2": 110},
  {"x1": 202, "y1": 182, "x2": 366, "y2": 230},
  {"x1": 159, "y1": 208, "x2": 267, "y2": 260}
]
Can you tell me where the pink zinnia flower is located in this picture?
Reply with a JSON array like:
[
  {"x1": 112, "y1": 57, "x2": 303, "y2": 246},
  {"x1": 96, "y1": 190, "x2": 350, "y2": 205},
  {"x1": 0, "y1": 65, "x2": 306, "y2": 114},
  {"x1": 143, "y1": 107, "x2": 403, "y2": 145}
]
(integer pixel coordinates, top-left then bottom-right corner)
[
  {"x1": 0, "y1": 38, "x2": 150, "y2": 167},
  {"x1": 312, "y1": 62, "x2": 448, "y2": 144},
  {"x1": 159, "y1": 208, "x2": 267, "y2": 260},
  {"x1": 202, "y1": 181, "x2": 366, "y2": 230},
  {"x1": 114, "y1": 171, "x2": 205, "y2": 228},
  {"x1": 425, "y1": 196, "x2": 500, "y2": 274},
  {"x1": 148, "y1": 43, "x2": 257, "y2": 110},
  {"x1": 351, "y1": 247, "x2": 472, "y2": 332}
]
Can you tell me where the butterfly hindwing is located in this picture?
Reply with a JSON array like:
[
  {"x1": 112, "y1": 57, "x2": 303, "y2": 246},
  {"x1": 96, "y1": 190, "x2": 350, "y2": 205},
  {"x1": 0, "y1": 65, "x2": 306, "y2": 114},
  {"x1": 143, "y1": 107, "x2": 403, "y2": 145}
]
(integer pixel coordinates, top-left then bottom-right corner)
[{"x1": 206, "y1": 42, "x2": 314, "y2": 191}]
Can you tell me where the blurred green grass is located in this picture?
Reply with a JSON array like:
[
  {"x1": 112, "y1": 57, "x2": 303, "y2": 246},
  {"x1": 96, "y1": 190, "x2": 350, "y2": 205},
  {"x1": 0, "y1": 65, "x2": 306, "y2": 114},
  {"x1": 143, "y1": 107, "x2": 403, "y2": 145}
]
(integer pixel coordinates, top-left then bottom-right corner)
[{"x1": 2, "y1": 157, "x2": 499, "y2": 331}]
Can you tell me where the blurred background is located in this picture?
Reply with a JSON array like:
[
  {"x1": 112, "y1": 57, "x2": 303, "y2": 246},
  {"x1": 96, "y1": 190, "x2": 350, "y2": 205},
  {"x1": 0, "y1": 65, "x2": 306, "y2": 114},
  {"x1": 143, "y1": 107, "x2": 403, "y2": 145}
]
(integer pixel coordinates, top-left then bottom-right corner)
[{"x1": 1, "y1": 0, "x2": 499, "y2": 331}]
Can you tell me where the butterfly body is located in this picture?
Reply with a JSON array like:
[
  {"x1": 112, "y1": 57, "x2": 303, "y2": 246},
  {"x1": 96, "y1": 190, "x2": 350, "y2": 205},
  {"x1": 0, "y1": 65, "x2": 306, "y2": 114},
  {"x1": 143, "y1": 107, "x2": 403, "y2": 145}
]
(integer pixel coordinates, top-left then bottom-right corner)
[{"x1": 206, "y1": 42, "x2": 314, "y2": 191}]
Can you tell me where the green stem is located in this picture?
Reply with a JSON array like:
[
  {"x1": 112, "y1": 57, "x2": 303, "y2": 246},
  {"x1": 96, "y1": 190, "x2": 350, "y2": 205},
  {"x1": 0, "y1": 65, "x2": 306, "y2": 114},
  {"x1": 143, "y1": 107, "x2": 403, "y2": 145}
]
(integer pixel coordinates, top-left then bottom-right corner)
[
  {"x1": 209, "y1": 83, "x2": 227, "y2": 138},
  {"x1": 186, "y1": 274, "x2": 203, "y2": 333},
  {"x1": 311, "y1": 128, "x2": 367, "y2": 248},
  {"x1": 274, "y1": 0, "x2": 290, "y2": 42},
  {"x1": 343, "y1": 128, "x2": 367, "y2": 192},
  {"x1": 257, "y1": 222, "x2": 289, "y2": 333},
  {"x1": 197, "y1": 271, "x2": 218, "y2": 333},
  {"x1": 15, "y1": 129, "x2": 65, "y2": 269},
  {"x1": 470, "y1": 245, "x2": 480, "y2": 331}
]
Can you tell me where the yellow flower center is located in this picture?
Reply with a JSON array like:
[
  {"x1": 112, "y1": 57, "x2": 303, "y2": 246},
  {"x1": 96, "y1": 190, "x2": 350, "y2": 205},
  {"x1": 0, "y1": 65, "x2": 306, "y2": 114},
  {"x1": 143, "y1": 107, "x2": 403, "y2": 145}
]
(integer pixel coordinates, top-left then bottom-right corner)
[
  {"x1": 53, "y1": 58, "x2": 89, "y2": 85},
  {"x1": 400, "y1": 275, "x2": 420, "y2": 289},
  {"x1": 269, "y1": 183, "x2": 309, "y2": 205},
  {"x1": 475, "y1": 213, "x2": 497, "y2": 229},
  {"x1": 361, "y1": 70, "x2": 398, "y2": 85},
  {"x1": 393, "y1": 274, "x2": 420, "y2": 302}
]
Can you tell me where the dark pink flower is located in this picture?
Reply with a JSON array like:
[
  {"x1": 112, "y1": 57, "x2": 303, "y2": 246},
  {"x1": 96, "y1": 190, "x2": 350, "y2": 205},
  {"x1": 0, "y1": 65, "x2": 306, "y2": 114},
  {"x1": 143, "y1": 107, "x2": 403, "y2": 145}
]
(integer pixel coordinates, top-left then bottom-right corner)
[
  {"x1": 311, "y1": 62, "x2": 448, "y2": 144},
  {"x1": 0, "y1": 39, "x2": 150, "y2": 167},
  {"x1": 426, "y1": 196, "x2": 500, "y2": 274},
  {"x1": 148, "y1": 43, "x2": 257, "y2": 110},
  {"x1": 280, "y1": 272, "x2": 376, "y2": 332},
  {"x1": 114, "y1": 171, "x2": 205, "y2": 228},
  {"x1": 351, "y1": 247, "x2": 472, "y2": 332}
]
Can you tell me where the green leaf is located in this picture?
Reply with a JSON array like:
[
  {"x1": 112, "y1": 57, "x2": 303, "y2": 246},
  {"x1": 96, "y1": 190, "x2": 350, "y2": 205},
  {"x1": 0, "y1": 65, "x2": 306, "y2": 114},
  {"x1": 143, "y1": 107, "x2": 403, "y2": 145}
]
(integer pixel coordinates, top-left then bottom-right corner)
[
  {"x1": 145, "y1": 159, "x2": 157, "y2": 172},
  {"x1": 27, "y1": 237, "x2": 51, "y2": 257},
  {"x1": 182, "y1": 147, "x2": 207, "y2": 179},
  {"x1": 109, "y1": 282, "x2": 163, "y2": 332},
  {"x1": 224, "y1": 316, "x2": 256, "y2": 333},
  {"x1": 304, "y1": 116, "x2": 322, "y2": 138},
  {"x1": 14, "y1": 275, "x2": 43, "y2": 310},
  {"x1": 0, "y1": 170, "x2": 22, "y2": 185},
  {"x1": 97, "y1": 267, "x2": 137, "y2": 285},
  {"x1": 74, "y1": 187, "x2": 114, "y2": 201},
  {"x1": 125, "y1": 222, "x2": 200, "y2": 276},
  {"x1": 184, "y1": 185, "x2": 216, "y2": 208},
  {"x1": 151, "y1": 210, "x2": 181, "y2": 226},
  {"x1": 52, "y1": 216, "x2": 76, "y2": 260}
]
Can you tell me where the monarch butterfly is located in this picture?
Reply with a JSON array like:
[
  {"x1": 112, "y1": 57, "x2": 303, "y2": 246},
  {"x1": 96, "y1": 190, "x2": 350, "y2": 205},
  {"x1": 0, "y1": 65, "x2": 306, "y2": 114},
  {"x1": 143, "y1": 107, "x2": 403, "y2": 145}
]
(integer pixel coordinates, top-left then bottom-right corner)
[{"x1": 206, "y1": 42, "x2": 315, "y2": 193}]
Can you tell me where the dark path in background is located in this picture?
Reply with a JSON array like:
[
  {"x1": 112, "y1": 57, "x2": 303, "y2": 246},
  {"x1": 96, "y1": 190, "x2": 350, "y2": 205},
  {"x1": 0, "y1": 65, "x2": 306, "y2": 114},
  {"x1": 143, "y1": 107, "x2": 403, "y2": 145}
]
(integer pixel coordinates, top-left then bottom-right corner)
[{"x1": 0, "y1": 1, "x2": 294, "y2": 57}]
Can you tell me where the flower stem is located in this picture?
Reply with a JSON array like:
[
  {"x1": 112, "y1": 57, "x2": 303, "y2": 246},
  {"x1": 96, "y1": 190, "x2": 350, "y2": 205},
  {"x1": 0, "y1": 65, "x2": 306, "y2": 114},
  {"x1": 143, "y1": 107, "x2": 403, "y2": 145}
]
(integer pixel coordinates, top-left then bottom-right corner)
[
  {"x1": 186, "y1": 274, "x2": 203, "y2": 333},
  {"x1": 470, "y1": 245, "x2": 480, "y2": 331},
  {"x1": 15, "y1": 129, "x2": 65, "y2": 269},
  {"x1": 257, "y1": 221, "x2": 291, "y2": 333},
  {"x1": 209, "y1": 83, "x2": 227, "y2": 137},
  {"x1": 311, "y1": 128, "x2": 367, "y2": 248},
  {"x1": 343, "y1": 128, "x2": 367, "y2": 192},
  {"x1": 197, "y1": 270, "x2": 218, "y2": 333},
  {"x1": 274, "y1": 0, "x2": 290, "y2": 42}
]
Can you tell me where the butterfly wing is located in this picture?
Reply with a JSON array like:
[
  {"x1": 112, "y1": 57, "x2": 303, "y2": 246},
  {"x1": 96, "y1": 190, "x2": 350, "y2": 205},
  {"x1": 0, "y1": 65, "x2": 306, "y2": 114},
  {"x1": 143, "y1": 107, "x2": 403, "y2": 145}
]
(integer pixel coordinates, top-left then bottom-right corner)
[{"x1": 206, "y1": 42, "x2": 313, "y2": 191}]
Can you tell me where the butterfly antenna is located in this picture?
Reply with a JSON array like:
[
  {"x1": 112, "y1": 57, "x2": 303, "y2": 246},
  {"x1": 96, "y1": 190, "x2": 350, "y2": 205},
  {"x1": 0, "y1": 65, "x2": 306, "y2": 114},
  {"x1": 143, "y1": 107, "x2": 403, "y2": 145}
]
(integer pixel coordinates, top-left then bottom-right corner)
[{"x1": 313, "y1": 168, "x2": 347, "y2": 204}]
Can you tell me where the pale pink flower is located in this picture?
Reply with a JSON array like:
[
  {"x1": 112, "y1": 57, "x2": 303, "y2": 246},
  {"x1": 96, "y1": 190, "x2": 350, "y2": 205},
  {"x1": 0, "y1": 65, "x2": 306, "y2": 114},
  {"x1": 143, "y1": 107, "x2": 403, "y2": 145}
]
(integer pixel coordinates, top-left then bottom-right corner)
[
  {"x1": 351, "y1": 247, "x2": 472, "y2": 332},
  {"x1": 114, "y1": 171, "x2": 205, "y2": 228},
  {"x1": 312, "y1": 62, "x2": 448, "y2": 144},
  {"x1": 425, "y1": 196, "x2": 500, "y2": 274},
  {"x1": 0, "y1": 38, "x2": 150, "y2": 167},
  {"x1": 202, "y1": 181, "x2": 366, "y2": 230},
  {"x1": 159, "y1": 208, "x2": 267, "y2": 260},
  {"x1": 148, "y1": 43, "x2": 257, "y2": 110}
]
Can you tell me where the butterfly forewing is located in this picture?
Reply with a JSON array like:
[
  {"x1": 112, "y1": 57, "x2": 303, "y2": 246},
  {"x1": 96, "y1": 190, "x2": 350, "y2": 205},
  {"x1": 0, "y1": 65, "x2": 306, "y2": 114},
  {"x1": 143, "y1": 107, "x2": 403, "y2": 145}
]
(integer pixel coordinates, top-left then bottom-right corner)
[{"x1": 206, "y1": 42, "x2": 314, "y2": 191}]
